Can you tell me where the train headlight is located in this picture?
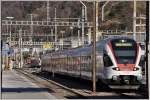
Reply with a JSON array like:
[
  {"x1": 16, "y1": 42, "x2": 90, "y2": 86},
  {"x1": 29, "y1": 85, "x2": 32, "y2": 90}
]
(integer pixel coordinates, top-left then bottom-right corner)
[
  {"x1": 112, "y1": 67, "x2": 120, "y2": 71},
  {"x1": 133, "y1": 67, "x2": 139, "y2": 71},
  {"x1": 137, "y1": 76, "x2": 142, "y2": 81},
  {"x1": 112, "y1": 75, "x2": 118, "y2": 81}
]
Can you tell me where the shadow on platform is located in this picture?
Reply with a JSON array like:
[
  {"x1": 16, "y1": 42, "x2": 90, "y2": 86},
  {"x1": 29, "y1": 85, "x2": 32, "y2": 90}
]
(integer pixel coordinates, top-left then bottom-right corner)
[{"x1": 2, "y1": 87, "x2": 53, "y2": 93}]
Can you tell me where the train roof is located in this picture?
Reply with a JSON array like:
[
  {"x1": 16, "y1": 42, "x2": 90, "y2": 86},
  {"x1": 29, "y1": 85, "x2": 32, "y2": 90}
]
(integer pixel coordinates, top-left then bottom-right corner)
[
  {"x1": 99, "y1": 36, "x2": 133, "y2": 43},
  {"x1": 43, "y1": 36, "x2": 135, "y2": 58}
]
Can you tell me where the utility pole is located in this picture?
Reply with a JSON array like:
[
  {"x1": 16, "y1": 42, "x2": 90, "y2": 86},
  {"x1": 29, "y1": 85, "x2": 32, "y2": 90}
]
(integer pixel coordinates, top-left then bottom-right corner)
[
  {"x1": 54, "y1": 8, "x2": 57, "y2": 50},
  {"x1": 88, "y1": 28, "x2": 91, "y2": 44},
  {"x1": 146, "y1": 1, "x2": 149, "y2": 98},
  {"x1": 78, "y1": 19, "x2": 80, "y2": 46},
  {"x1": 0, "y1": 0, "x2": 2, "y2": 99},
  {"x1": 82, "y1": 6, "x2": 85, "y2": 45},
  {"x1": 92, "y1": 1, "x2": 97, "y2": 95},
  {"x1": 6, "y1": 23, "x2": 9, "y2": 42},
  {"x1": 60, "y1": 30, "x2": 65, "y2": 50},
  {"x1": 96, "y1": 1, "x2": 99, "y2": 40},
  {"x1": 51, "y1": 28, "x2": 54, "y2": 40},
  {"x1": 47, "y1": 1, "x2": 50, "y2": 21},
  {"x1": 19, "y1": 29, "x2": 23, "y2": 68},
  {"x1": 9, "y1": 22, "x2": 12, "y2": 46},
  {"x1": 133, "y1": 0, "x2": 136, "y2": 40},
  {"x1": 6, "y1": 16, "x2": 14, "y2": 46},
  {"x1": 29, "y1": 14, "x2": 34, "y2": 44},
  {"x1": 28, "y1": 14, "x2": 37, "y2": 53},
  {"x1": 70, "y1": 26, "x2": 73, "y2": 48}
]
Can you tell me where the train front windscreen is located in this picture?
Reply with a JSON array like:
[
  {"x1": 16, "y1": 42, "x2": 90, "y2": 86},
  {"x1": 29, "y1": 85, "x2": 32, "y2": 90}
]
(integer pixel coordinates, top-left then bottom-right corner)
[{"x1": 111, "y1": 39, "x2": 137, "y2": 64}]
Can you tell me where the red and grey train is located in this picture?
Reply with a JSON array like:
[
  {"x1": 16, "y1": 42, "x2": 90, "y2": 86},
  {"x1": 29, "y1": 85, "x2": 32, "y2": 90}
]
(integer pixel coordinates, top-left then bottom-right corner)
[{"x1": 41, "y1": 37, "x2": 143, "y2": 89}]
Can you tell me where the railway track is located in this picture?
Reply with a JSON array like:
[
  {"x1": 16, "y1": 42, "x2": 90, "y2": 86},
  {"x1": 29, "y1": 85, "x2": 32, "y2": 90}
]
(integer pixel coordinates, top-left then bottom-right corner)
[
  {"x1": 16, "y1": 68, "x2": 147, "y2": 99},
  {"x1": 15, "y1": 68, "x2": 87, "y2": 99}
]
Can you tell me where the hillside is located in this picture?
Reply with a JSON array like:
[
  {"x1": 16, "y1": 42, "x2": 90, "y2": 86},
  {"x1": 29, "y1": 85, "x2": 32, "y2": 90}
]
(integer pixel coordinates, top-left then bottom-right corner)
[{"x1": 2, "y1": 1, "x2": 146, "y2": 37}]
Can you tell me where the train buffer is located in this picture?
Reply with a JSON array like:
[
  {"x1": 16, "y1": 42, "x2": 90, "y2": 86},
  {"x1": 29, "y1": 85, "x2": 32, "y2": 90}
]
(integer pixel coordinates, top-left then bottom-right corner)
[{"x1": 2, "y1": 70, "x2": 56, "y2": 99}]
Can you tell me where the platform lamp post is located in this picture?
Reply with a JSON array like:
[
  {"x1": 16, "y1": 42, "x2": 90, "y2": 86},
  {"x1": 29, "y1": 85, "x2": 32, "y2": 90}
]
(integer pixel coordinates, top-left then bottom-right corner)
[
  {"x1": 80, "y1": 1, "x2": 87, "y2": 45},
  {"x1": 6, "y1": 16, "x2": 14, "y2": 46},
  {"x1": 102, "y1": 1, "x2": 109, "y2": 21},
  {"x1": 80, "y1": 1, "x2": 87, "y2": 21}
]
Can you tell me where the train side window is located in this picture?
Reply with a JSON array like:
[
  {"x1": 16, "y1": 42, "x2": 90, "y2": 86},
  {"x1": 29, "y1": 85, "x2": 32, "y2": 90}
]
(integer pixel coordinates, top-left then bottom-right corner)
[
  {"x1": 97, "y1": 45, "x2": 103, "y2": 53},
  {"x1": 103, "y1": 53, "x2": 113, "y2": 67}
]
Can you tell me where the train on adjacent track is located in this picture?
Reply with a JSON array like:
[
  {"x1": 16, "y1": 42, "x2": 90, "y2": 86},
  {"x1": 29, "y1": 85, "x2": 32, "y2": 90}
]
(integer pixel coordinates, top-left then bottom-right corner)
[{"x1": 41, "y1": 37, "x2": 143, "y2": 89}]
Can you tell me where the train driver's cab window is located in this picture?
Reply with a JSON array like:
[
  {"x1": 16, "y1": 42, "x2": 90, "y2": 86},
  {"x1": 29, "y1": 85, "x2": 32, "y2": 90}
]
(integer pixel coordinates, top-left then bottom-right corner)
[{"x1": 103, "y1": 53, "x2": 113, "y2": 67}]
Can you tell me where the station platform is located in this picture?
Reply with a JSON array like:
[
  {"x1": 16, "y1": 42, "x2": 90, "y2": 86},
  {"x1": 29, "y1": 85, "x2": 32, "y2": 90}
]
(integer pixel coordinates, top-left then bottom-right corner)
[{"x1": 2, "y1": 70, "x2": 56, "y2": 99}]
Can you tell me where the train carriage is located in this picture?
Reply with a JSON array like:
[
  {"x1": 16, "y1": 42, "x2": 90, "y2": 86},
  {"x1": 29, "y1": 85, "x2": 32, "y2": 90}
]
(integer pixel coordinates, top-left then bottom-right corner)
[{"x1": 41, "y1": 37, "x2": 143, "y2": 89}]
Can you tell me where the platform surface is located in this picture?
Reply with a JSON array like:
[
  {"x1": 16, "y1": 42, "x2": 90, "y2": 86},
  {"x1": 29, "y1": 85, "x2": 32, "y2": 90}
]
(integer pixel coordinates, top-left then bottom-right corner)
[{"x1": 2, "y1": 70, "x2": 56, "y2": 99}]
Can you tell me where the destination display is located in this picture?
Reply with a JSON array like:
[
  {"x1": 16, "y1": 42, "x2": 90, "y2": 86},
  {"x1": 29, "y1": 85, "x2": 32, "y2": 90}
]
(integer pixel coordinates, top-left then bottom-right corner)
[{"x1": 115, "y1": 43, "x2": 133, "y2": 46}]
